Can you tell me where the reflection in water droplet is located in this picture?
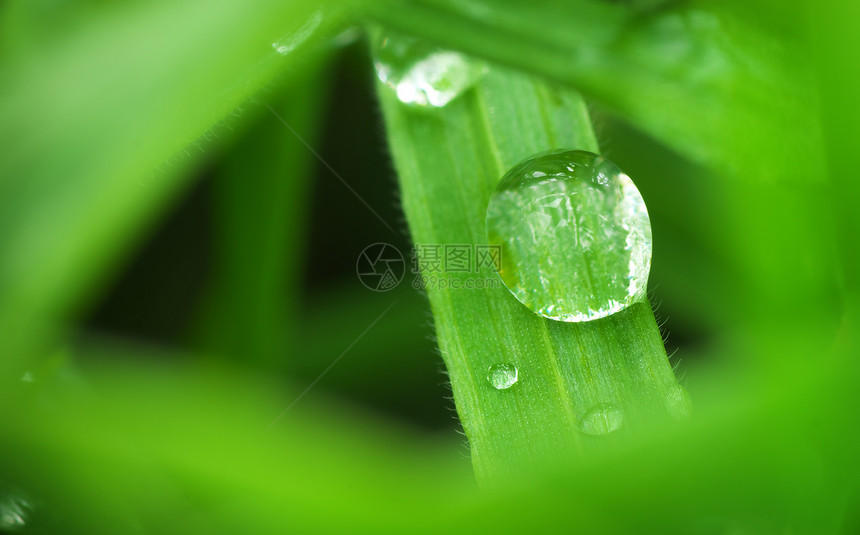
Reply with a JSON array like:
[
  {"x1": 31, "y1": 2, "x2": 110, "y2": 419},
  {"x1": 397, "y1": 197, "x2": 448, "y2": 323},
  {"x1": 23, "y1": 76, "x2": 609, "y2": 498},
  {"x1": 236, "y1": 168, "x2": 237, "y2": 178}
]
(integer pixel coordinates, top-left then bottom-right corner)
[
  {"x1": 0, "y1": 491, "x2": 33, "y2": 532},
  {"x1": 374, "y1": 32, "x2": 484, "y2": 108},
  {"x1": 486, "y1": 150, "x2": 652, "y2": 322},
  {"x1": 579, "y1": 404, "x2": 624, "y2": 435},
  {"x1": 487, "y1": 363, "x2": 518, "y2": 390},
  {"x1": 666, "y1": 384, "x2": 692, "y2": 420},
  {"x1": 272, "y1": 9, "x2": 324, "y2": 56}
]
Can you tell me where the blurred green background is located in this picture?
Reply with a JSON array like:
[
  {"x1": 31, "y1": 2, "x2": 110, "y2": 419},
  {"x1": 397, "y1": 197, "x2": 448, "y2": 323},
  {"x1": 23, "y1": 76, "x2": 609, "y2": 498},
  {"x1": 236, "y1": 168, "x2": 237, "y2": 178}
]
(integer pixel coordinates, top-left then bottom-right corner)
[
  {"x1": 1, "y1": 0, "x2": 858, "y2": 533},
  {"x1": 80, "y1": 44, "x2": 451, "y2": 429}
]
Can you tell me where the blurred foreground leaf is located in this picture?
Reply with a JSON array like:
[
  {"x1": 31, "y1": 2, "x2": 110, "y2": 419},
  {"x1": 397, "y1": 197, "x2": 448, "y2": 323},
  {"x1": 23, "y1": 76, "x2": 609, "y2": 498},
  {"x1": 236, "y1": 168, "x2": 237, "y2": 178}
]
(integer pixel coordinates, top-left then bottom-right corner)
[
  {"x1": 367, "y1": 0, "x2": 823, "y2": 184},
  {"x1": 0, "y1": 0, "x2": 348, "y2": 381},
  {"x1": 0, "y1": 357, "x2": 474, "y2": 534}
]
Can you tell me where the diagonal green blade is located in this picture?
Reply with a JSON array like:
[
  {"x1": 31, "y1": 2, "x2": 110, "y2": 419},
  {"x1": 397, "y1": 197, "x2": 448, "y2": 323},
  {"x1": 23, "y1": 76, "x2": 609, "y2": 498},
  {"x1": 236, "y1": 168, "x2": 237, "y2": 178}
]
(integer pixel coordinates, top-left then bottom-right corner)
[{"x1": 373, "y1": 40, "x2": 685, "y2": 482}]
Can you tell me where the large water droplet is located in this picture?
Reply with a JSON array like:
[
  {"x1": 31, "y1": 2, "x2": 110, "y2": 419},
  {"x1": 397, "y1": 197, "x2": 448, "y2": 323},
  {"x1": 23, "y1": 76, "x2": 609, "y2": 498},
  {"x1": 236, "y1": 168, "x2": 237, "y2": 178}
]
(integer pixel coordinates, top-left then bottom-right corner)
[
  {"x1": 487, "y1": 363, "x2": 518, "y2": 390},
  {"x1": 486, "y1": 149, "x2": 652, "y2": 322},
  {"x1": 579, "y1": 404, "x2": 624, "y2": 435},
  {"x1": 374, "y1": 32, "x2": 484, "y2": 108}
]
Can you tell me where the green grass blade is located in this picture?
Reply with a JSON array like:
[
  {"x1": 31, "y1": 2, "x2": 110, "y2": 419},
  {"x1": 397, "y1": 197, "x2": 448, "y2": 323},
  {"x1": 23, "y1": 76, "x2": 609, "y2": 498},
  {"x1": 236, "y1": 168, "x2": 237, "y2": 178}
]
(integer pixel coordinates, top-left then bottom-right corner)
[{"x1": 374, "y1": 48, "x2": 685, "y2": 482}]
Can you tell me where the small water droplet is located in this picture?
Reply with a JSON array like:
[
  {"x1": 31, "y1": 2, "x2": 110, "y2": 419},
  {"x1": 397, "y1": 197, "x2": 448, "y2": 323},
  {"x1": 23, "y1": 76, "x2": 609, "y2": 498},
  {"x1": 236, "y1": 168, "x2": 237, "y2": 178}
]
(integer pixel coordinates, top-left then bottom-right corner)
[
  {"x1": 271, "y1": 9, "x2": 324, "y2": 56},
  {"x1": 331, "y1": 27, "x2": 362, "y2": 48},
  {"x1": 666, "y1": 384, "x2": 692, "y2": 420},
  {"x1": 20, "y1": 372, "x2": 33, "y2": 383},
  {"x1": 374, "y1": 32, "x2": 484, "y2": 108},
  {"x1": 0, "y1": 491, "x2": 33, "y2": 532},
  {"x1": 486, "y1": 149, "x2": 652, "y2": 322},
  {"x1": 579, "y1": 404, "x2": 624, "y2": 435},
  {"x1": 487, "y1": 363, "x2": 518, "y2": 390}
]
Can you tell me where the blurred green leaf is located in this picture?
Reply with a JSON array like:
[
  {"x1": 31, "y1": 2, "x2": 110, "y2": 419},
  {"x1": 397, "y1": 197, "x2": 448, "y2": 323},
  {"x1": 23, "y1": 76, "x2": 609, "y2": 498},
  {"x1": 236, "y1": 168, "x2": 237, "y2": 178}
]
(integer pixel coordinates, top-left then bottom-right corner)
[
  {"x1": 1, "y1": 342, "x2": 837, "y2": 534},
  {"x1": 194, "y1": 61, "x2": 333, "y2": 368},
  {"x1": 366, "y1": 0, "x2": 823, "y2": 184},
  {"x1": 0, "y1": 0, "x2": 348, "y2": 380},
  {"x1": 0, "y1": 357, "x2": 474, "y2": 534}
]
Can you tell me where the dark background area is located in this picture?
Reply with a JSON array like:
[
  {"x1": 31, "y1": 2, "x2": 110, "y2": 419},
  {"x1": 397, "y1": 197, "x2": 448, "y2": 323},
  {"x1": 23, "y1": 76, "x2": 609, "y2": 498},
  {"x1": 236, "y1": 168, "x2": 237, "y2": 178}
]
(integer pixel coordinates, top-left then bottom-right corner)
[{"x1": 82, "y1": 39, "x2": 701, "y2": 433}]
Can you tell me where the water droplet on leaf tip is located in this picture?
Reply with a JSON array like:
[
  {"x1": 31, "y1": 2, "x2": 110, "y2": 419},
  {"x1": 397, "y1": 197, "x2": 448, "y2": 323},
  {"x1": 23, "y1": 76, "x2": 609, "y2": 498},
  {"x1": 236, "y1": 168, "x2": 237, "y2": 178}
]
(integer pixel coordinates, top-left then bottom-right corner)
[
  {"x1": 374, "y1": 32, "x2": 484, "y2": 108},
  {"x1": 487, "y1": 363, "x2": 518, "y2": 390},
  {"x1": 486, "y1": 149, "x2": 652, "y2": 322}
]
